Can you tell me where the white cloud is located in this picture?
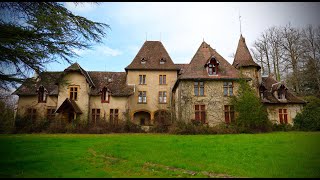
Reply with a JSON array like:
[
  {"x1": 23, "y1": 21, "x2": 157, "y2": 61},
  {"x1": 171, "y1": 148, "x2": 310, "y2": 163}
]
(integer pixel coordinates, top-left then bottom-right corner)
[{"x1": 73, "y1": 45, "x2": 122, "y2": 57}]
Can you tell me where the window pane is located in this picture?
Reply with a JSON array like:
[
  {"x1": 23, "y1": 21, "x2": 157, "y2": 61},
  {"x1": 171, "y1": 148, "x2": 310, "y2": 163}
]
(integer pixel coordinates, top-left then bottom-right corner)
[
  {"x1": 208, "y1": 68, "x2": 213, "y2": 75},
  {"x1": 279, "y1": 109, "x2": 282, "y2": 113},
  {"x1": 74, "y1": 92, "x2": 77, "y2": 100},
  {"x1": 224, "y1": 87, "x2": 228, "y2": 96},
  {"x1": 115, "y1": 109, "x2": 118, "y2": 114},
  {"x1": 138, "y1": 96, "x2": 142, "y2": 103},
  {"x1": 163, "y1": 75, "x2": 166, "y2": 84},
  {"x1": 194, "y1": 87, "x2": 198, "y2": 96},
  {"x1": 195, "y1": 105, "x2": 199, "y2": 111},
  {"x1": 201, "y1": 111, "x2": 206, "y2": 123},
  {"x1": 225, "y1": 112, "x2": 230, "y2": 124},
  {"x1": 143, "y1": 96, "x2": 146, "y2": 103},
  {"x1": 228, "y1": 82, "x2": 233, "y2": 86},
  {"x1": 283, "y1": 109, "x2": 287, "y2": 113},
  {"x1": 200, "y1": 87, "x2": 204, "y2": 96},
  {"x1": 229, "y1": 88, "x2": 233, "y2": 96},
  {"x1": 200, "y1": 82, "x2": 204, "y2": 86},
  {"x1": 223, "y1": 82, "x2": 227, "y2": 86},
  {"x1": 159, "y1": 75, "x2": 162, "y2": 84},
  {"x1": 201, "y1": 105, "x2": 205, "y2": 111},
  {"x1": 139, "y1": 75, "x2": 142, "y2": 84},
  {"x1": 195, "y1": 112, "x2": 200, "y2": 120}
]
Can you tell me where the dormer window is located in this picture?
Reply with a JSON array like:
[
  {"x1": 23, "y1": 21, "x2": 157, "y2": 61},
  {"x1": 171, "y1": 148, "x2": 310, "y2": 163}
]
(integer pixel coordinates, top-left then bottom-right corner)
[
  {"x1": 141, "y1": 58, "x2": 147, "y2": 64},
  {"x1": 160, "y1": 58, "x2": 166, "y2": 64},
  {"x1": 101, "y1": 87, "x2": 110, "y2": 103},
  {"x1": 277, "y1": 84, "x2": 287, "y2": 100},
  {"x1": 37, "y1": 85, "x2": 47, "y2": 103},
  {"x1": 205, "y1": 56, "x2": 219, "y2": 75},
  {"x1": 259, "y1": 85, "x2": 267, "y2": 99}
]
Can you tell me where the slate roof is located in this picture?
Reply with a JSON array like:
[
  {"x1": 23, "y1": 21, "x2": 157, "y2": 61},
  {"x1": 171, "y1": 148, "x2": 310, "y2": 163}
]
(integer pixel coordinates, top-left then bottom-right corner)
[
  {"x1": 12, "y1": 72, "x2": 62, "y2": 96},
  {"x1": 178, "y1": 41, "x2": 246, "y2": 80},
  {"x1": 175, "y1": 64, "x2": 189, "y2": 76},
  {"x1": 261, "y1": 75, "x2": 306, "y2": 104},
  {"x1": 233, "y1": 34, "x2": 261, "y2": 69},
  {"x1": 13, "y1": 71, "x2": 134, "y2": 97},
  {"x1": 125, "y1": 41, "x2": 179, "y2": 71}
]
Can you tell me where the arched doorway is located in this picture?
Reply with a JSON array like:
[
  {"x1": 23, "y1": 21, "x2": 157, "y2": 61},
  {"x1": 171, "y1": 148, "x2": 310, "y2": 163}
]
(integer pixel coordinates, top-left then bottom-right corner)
[
  {"x1": 133, "y1": 111, "x2": 151, "y2": 126},
  {"x1": 154, "y1": 110, "x2": 171, "y2": 126}
]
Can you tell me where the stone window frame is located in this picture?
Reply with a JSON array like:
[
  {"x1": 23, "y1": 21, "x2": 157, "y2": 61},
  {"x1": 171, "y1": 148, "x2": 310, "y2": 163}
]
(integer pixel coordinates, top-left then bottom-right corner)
[
  {"x1": 223, "y1": 82, "x2": 233, "y2": 96},
  {"x1": 110, "y1": 109, "x2": 119, "y2": 125},
  {"x1": 138, "y1": 91, "x2": 147, "y2": 104},
  {"x1": 194, "y1": 104, "x2": 206, "y2": 123},
  {"x1": 194, "y1": 81, "x2": 205, "y2": 96},
  {"x1": 159, "y1": 75, "x2": 167, "y2": 85},
  {"x1": 92, "y1": 108, "x2": 100, "y2": 124},
  {"x1": 69, "y1": 85, "x2": 79, "y2": 101},
  {"x1": 139, "y1": 75, "x2": 146, "y2": 85},
  {"x1": 224, "y1": 105, "x2": 235, "y2": 124},
  {"x1": 158, "y1": 91, "x2": 167, "y2": 104},
  {"x1": 278, "y1": 108, "x2": 288, "y2": 124}
]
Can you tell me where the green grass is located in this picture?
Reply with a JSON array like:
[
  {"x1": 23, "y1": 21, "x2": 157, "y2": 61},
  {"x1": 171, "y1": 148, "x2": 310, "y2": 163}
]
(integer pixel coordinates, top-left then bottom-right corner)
[{"x1": 0, "y1": 132, "x2": 319, "y2": 178}]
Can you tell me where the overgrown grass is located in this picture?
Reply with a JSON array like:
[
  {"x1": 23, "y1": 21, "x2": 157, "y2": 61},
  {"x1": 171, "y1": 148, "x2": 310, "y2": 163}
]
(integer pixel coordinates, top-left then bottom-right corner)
[{"x1": 0, "y1": 132, "x2": 319, "y2": 178}]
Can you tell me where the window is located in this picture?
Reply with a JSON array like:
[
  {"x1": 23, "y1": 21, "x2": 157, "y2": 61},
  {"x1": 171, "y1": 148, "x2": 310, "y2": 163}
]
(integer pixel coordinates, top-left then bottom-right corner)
[
  {"x1": 160, "y1": 58, "x2": 166, "y2": 64},
  {"x1": 37, "y1": 86, "x2": 47, "y2": 103},
  {"x1": 279, "y1": 109, "x2": 288, "y2": 124},
  {"x1": 224, "y1": 105, "x2": 235, "y2": 124},
  {"x1": 92, "y1": 109, "x2": 100, "y2": 124},
  {"x1": 141, "y1": 58, "x2": 147, "y2": 64},
  {"x1": 223, "y1": 82, "x2": 233, "y2": 96},
  {"x1": 159, "y1": 91, "x2": 167, "y2": 103},
  {"x1": 69, "y1": 86, "x2": 79, "y2": 101},
  {"x1": 101, "y1": 87, "x2": 110, "y2": 103},
  {"x1": 195, "y1": 105, "x2": 206, "y2": 123},
  {"x1": 47, "y1": 107, "x2": 56, "y2": 120},
  {"x1": 208, "y1": 64, "x2": 217, "y2": 75},
  {"x1": 110, "y1": 109, "x2": 119, "y2": 125},
  {"x1": 27, "y1": 108, "x2": 37, "y2": 121},
  {"x1": 138, "y1": 91, "x2": 147, "y2": 103},
  {"x1": 206, "y1": 56, "x2": 219, "y2": 75},
  {"x1": 194, "y1": 81, "x2": 204, "y2": 96},
  {"x1": 159, "y1": 75, "x2": 166, "y2": 85},
  {"x1": 139, "y1": 75, "x2": 146, "y2": 85}
]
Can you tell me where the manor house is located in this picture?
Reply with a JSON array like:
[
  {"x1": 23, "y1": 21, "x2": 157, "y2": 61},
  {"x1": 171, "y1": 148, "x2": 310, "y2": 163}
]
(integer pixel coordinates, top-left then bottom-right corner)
[{"x1": 13, "y1": 35, "x2": 306, "y2": 127}]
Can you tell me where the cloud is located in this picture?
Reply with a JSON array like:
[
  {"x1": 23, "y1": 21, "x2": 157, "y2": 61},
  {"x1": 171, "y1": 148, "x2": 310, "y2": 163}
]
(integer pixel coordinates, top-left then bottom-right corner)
[{"x1": 73, "y1": 45, "x2": 122, "y2": 57}]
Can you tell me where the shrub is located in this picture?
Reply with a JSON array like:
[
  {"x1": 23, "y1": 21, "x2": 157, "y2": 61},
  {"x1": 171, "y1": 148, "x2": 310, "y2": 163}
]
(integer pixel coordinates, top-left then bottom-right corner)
[
  {"x1": 293, "y1": 96, "x2": 320, "y2": 131},
  {"x1": 0, "y1": 100, "x2": 15, "y2": 133},
  {"x1": 231, "y1": 78, "x2": 272, "y2": 133},
  {"x1": 272, "y1": 123, "x2": 293, "y2": 131}
]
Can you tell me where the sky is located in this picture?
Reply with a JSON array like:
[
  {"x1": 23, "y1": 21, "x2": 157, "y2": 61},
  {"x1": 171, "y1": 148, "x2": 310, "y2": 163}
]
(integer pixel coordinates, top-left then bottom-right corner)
[{"x1": 45, "y1": 2, "x2": 320, "y2": 73}]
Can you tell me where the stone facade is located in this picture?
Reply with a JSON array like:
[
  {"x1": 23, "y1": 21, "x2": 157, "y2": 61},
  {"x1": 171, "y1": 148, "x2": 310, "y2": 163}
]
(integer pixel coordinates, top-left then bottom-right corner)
[{"x1": 14, "y1": 38, "x2": 306, "y2": 128}]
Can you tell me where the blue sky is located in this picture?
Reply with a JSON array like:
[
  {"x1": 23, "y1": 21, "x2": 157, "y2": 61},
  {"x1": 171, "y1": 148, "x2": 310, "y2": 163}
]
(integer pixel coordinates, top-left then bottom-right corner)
[{"x1": 45, "y1": 2, "x2": 320, "y2": 73}]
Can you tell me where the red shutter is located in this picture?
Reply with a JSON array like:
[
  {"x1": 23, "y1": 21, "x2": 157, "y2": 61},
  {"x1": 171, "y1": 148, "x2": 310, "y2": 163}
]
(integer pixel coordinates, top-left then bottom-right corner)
[
  {"x1": 284, "y1": 114, "x2": 288, "y2": 124},
  {"x1": 225, "y1": 112, "x2": 230, "y2": 124},
  {"x1": 201, "y1": 111, "x2": 206, "y2": 123}
]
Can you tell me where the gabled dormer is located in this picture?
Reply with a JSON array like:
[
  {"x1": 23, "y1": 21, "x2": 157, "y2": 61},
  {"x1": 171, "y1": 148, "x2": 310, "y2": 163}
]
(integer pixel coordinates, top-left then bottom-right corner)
[
  {"x1": 36, "y1": 85, "x2": 48, "y2": 103},
  {"x1": 100, "y1": 87, "x2": 110, "y2": 103},
  {"x1": 272, "y1": 83, "x2": 288, "y2": 100},
  {"x1": 204, "y1": 56, "x2": 220, "y2": 75}
]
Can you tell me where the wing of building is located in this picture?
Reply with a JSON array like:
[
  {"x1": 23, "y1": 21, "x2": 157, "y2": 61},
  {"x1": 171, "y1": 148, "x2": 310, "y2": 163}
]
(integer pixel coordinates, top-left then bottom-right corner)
[{"x1": 13, "y1": 35, "x2": 306, "y2": 128}]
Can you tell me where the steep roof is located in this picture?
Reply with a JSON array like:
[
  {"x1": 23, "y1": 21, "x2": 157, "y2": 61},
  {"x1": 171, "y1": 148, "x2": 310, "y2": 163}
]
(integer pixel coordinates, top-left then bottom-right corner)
[
  {"x1": 12, "y1": 72, "x2": 62, "y2": 96},
  {"x1": 179, "y1": 41, "x2": 246, "y2": 80},
  {"x1": 55, "y1": 98, "x2": 82, "y2": 114},
  {"x1": 13, "y1": 71, "x2": 134, "y2": 97},
  {"x1": 125, "y1": 41, "x2": 179, "y2": 71},
  {"x1": 64, "y1": 63, "x2": 95, "y2": 87},
  {"x1": 261, "y1": 75, "x2": 306, "y2": 104},
  {"x1": 233, "y1": 34, "x2": 261, "y2": 69}
]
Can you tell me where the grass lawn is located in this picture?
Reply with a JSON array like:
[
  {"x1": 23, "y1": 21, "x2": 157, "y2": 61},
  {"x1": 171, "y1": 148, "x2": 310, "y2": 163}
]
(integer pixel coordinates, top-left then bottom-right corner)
[{"x1": 0, "y1": 132, "x2": 319, "y2": 178}]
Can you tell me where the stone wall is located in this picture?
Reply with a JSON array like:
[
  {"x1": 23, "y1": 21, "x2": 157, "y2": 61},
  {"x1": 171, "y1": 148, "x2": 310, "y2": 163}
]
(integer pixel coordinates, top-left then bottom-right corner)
[
  {"x1": 174, "y1": 80, "x2": 240, "y2": 126},
  {"x1": 265, "y1": 104, "x2": 304, "y2": 125}
]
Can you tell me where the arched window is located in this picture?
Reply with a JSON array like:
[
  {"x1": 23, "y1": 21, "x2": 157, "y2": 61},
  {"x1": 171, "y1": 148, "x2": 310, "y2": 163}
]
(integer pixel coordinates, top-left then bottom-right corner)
[
  {"x1": 101, "y1": 87, "x2": 110, "y2": 103},
  {"x1": 206, "y1": 56, "x2": 219, "y2": 75},
  {"x1": 37, "y1": 85, "x2": 47, "y2": 103}
]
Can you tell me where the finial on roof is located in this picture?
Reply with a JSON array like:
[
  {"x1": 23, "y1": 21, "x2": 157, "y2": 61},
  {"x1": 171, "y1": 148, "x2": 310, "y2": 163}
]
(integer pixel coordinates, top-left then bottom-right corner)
[{"x1": 239, "y1": 11, "x2": 242, "y2": 35}]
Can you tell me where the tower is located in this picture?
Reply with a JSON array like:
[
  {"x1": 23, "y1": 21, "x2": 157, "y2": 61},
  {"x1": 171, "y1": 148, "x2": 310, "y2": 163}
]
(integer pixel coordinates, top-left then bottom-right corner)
[{"x1": 232, "y1": 34, "x2": 261, "y2": 94}]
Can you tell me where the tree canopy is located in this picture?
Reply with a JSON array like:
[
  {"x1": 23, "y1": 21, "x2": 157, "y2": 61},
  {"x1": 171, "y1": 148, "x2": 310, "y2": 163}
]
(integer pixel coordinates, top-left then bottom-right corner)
[{"x1": 0, "y1": 2, "x2": 109, "y2": 90}]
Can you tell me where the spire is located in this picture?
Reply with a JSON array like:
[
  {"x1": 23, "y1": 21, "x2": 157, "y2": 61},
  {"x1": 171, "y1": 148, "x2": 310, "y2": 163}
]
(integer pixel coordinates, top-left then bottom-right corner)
[{"x1": 232, "y1": 35, "x2": 261, "y2": 69}]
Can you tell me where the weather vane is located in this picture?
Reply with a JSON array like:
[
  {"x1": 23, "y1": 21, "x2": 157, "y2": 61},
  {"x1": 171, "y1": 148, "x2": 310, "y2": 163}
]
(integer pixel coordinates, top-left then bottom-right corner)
[{"x1": 239, "y1": 11, "x2": 242, "y2": 35}]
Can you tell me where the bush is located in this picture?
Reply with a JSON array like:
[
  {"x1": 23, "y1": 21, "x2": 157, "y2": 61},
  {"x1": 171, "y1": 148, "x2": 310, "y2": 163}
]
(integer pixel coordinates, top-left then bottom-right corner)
[
  {"x1": 168, "y1": 120, "x2": 238, "y2": 135},
  {"x1": 231, "y1": 78, "x2": 272, "y2": 133},
  {"x1": 0, "y1": 100, "x2": 15, "y2": 133},
  {"x1": 272, "y1": 123, "x2": 293, "y2": 131},
  {"x1": 293, "y1": 96, "x2": 320, "y2": 131}
]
